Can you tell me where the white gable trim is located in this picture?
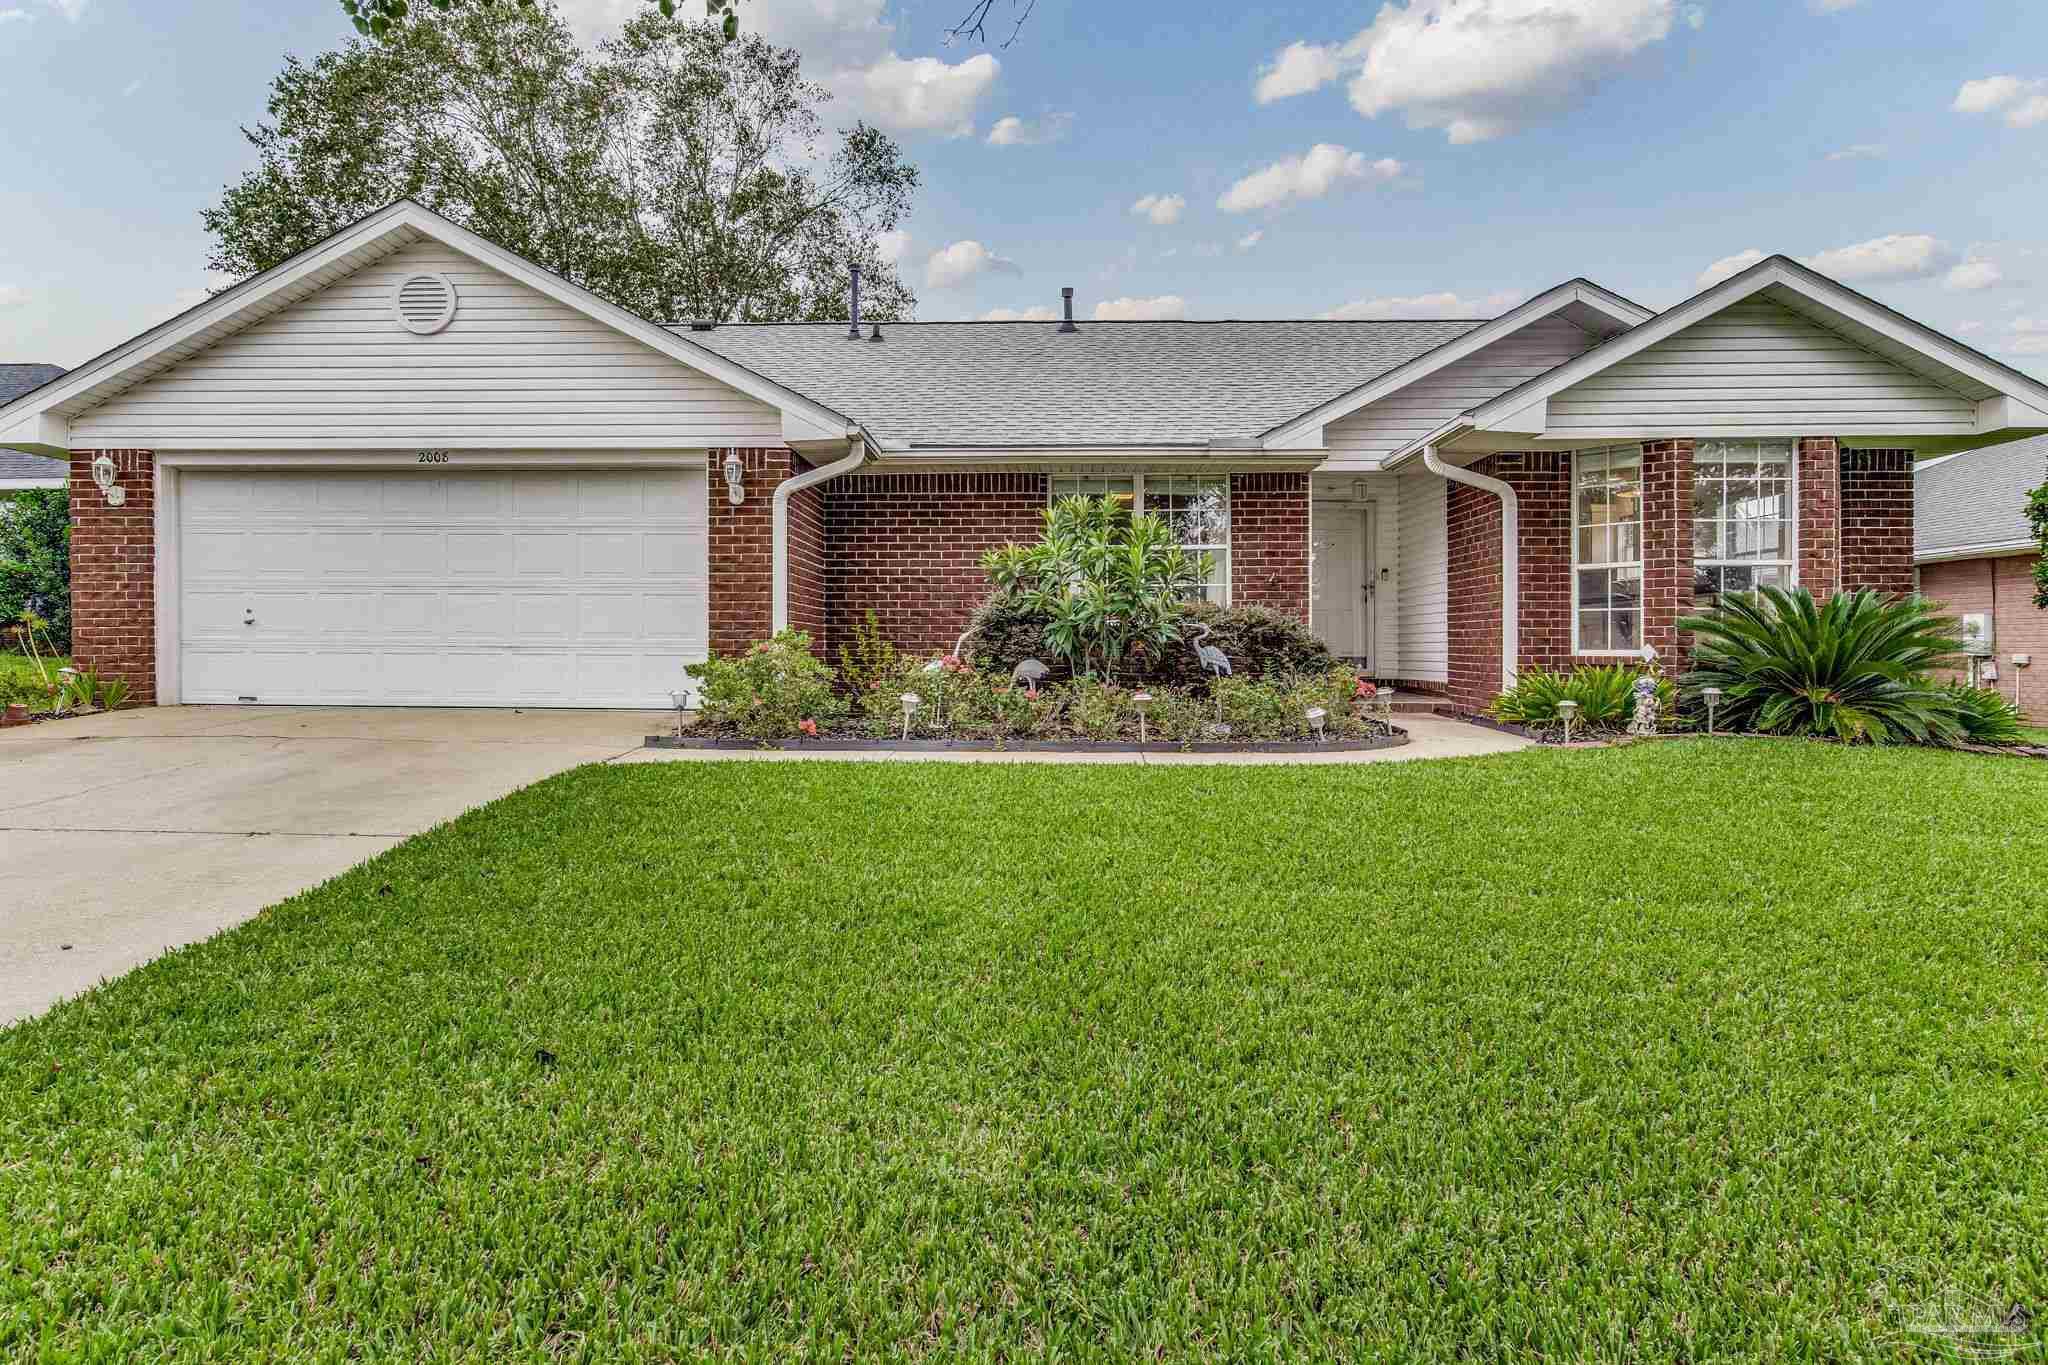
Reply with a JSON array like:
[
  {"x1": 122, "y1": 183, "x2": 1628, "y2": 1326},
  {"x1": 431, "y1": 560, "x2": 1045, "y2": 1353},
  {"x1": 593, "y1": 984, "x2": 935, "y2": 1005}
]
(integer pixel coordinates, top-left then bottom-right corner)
[
  {"x1": 0, "y1": 200, "x2": 862, "y2": 456},
  {"x1": 1259, "y1": 280, "x2": 1652, "y2": 450},
  {"x1": 1464, "y1": 256, "x2": 2048, "y2": 438}
]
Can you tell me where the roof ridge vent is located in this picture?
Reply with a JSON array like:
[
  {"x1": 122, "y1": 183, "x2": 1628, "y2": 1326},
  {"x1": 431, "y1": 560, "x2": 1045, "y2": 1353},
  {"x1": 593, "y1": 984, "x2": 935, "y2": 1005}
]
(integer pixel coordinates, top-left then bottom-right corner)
[{"x1": 394, "y1": 272, "x2": 458, "y2": 335}]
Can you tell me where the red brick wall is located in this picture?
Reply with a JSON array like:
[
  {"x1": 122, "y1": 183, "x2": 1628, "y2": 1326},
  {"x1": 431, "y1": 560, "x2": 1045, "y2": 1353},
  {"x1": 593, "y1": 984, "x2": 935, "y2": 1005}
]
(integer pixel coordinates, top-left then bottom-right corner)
[
  {"x1": 1797, "y1": 437, "x2": 1842, "y2": 598},
  {"x1": 1230, "y1": 472, "x2": 1310, "y2": 622},
  {"x1": 1919, "y1": 552, "x2": 2048, "y2": 721},
  {"x1": 822, "y1": 471, "x2": 1047, "y2": 658},
  {"x1": 68, "y1": 450, "x2": 157, "y2": 704},
  {"x1": 1840, "y1": 448, "x2": 1915, "y2": 594},
  {"x1": 1446, "y1": 462, "x2": 1506, "y2": 712},
  {"x1": 706, "y1": 447, "x2": 806, "y2": 659},
  {"x1": 786, "y1": 472, "x2": 827, "y2": 643},
  {"x1": 1640, "y1": 438, "x2": 1696, "y2": 677}
]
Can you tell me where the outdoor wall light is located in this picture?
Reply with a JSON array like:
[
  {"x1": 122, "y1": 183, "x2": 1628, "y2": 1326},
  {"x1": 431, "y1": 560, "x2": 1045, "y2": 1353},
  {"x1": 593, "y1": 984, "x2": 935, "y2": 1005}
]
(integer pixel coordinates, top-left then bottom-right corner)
[
  {"x1": 1557, "y1": 698, "x2": 1580, "y2": 745},
  {"x1": 1702, "y1": 686, "x2": 1723, "y2": 735},
  {"x1": 90, "y1": 454, "x2": 126, "y2": 507},
  {"x1": 722, "y1": 449, "x2": 745, "y2": 506}
]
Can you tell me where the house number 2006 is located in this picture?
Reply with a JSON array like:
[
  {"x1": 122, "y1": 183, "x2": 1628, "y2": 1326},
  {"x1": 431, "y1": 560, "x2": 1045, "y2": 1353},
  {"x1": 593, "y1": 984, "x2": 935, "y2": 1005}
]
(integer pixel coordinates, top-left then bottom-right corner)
[{"x1": 416, "y1": 450, "x2": 451, "y2": 463}]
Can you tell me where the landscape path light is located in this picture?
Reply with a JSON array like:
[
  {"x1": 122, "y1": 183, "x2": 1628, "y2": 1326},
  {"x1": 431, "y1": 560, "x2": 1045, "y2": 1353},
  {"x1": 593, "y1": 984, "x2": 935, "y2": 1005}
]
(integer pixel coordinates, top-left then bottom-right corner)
[{"x1": 1557, "y1": 698, "x2": 1579, "y2": 745}]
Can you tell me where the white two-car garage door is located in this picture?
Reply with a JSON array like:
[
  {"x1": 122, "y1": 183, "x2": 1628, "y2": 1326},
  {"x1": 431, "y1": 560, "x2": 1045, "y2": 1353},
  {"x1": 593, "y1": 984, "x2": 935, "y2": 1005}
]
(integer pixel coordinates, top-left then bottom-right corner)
[{"x1": 176, "y1": 467, "x2": 707, "y2": 707}]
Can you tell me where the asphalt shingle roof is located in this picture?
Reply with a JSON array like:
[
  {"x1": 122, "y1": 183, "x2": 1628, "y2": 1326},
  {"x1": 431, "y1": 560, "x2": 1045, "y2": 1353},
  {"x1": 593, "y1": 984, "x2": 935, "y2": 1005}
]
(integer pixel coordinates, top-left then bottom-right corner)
[
  {"x1": 677, "y1": 319, "x2": 1485, "y2": 446},
  {"x1": 0, "y1": 364, "x2": 63, "y2": 408},
  {"x1": 1916, "y1": 434, "x2": 2048, "y2": 557}
]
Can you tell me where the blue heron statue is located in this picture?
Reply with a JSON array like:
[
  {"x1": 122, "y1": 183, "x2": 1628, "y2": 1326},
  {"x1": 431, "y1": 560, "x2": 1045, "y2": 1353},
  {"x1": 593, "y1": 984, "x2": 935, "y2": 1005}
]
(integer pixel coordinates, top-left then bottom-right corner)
[
  {"x1": 1189, "y1": 624, "x2": 1231, "y2": 679},
  {"x1": 1012, "y1": 658, "x2": 1050, "y2": 694}
]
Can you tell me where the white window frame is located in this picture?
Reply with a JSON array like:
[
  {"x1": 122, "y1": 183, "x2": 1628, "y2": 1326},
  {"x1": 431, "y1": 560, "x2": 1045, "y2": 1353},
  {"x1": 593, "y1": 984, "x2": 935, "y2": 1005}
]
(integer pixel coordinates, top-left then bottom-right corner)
[
  {"x1": 1692, "y1": 438, "x2": 1799, "y2": 602},
  {"x1": 1570, "y1": 444, "x2": 1647, "y2": 657},
  {"x1": 1048, "y1": 470, "x2": 1231, "y2": 605}
]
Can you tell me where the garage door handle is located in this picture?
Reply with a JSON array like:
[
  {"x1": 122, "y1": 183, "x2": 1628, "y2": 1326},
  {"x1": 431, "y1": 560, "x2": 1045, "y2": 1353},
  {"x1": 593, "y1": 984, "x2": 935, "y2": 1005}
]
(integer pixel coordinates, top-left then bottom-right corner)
[{"x1": 243, "y1": 611, "x2": 256, "y2": 626}]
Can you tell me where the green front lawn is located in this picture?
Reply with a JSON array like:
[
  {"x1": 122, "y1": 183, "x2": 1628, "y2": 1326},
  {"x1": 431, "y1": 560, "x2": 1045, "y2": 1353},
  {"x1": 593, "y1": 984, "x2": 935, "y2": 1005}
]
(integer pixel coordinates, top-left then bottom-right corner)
[{"x1": 6, "y1": 742, "x2": 2047, "y2": 1358}]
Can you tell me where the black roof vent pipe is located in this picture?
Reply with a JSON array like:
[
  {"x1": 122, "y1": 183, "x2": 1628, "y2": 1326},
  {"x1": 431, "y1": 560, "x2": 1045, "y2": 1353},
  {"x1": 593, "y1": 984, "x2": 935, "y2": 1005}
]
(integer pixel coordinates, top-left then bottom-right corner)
[
  {"x1": 1057, "y1": 286, "x2": 1079, "y2": 333},
  {"x1": 868, "y1": 321, "x2": 883, "y2": 342},
  {"x1": 847, "y1": 265, "x2": 862, "y2": 340}
]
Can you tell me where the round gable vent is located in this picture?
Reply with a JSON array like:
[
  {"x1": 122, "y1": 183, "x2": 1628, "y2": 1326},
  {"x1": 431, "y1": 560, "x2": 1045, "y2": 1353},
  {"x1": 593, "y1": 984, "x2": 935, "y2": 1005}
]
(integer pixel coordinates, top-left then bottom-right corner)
[{"x1": 394, "y1": 272, "x2": 458, "y2": 335}]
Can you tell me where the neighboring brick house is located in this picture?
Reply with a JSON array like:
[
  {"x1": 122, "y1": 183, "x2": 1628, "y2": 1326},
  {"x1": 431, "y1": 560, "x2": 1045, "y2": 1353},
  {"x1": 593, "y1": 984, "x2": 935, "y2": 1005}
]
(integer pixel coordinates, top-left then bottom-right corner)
[
  {"x1": 1915, "y1": 434, "x2": 2048, "y2": 722},
  {"x1": 1, "y1": 201, "x2": 2044, "y2": 712}
]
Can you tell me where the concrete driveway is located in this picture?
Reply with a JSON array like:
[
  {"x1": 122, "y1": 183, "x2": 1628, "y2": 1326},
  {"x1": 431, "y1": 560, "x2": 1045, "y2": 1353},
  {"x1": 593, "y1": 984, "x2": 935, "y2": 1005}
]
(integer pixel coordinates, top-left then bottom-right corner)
[{"x1": 0, "y1": 706, "x2": 667, "y2": 1026}]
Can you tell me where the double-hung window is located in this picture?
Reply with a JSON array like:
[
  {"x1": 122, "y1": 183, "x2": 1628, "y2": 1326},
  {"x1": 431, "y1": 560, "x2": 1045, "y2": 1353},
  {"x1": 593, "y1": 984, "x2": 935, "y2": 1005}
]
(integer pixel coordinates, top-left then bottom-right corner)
[
  {"x1": 1692, "y1": 439, "x2": 1795, "y2": 601},
  {"x1": 1573, "y1": 445, "x2": 1645, "y2": 654},
  {"x1": 1049, "y1": 471, "x2": 1231, "y2": 604}
]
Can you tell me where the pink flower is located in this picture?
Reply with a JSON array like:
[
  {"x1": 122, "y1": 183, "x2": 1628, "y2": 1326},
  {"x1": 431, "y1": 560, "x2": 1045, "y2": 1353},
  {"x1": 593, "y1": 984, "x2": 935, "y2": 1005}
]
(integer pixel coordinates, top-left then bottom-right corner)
[
  {"x1": 798, "y1": 718, "x2": 819, "y2": 737},
  {"x1": 1355, "y1": 679, "x2": 1378, "y2": 698},
  {"x1": 941, "y1": 654, "x2": 965, "y2": 672}
]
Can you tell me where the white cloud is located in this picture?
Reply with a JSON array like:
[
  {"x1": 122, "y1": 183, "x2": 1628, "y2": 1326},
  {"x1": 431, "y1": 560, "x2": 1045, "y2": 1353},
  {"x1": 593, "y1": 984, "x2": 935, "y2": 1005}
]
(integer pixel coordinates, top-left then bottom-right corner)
[
  {"x1": 980, "y1": 305, "x2": 1057, "y2": 322},
  {"x1": 1800, "y1": 233, "x2": 1953, "y2": 283},
  {"x1": 1954, "y1": 75, "x2": 2048, "y2": 129},
  {"x1": 1236, "y1": 229, "x2": 1264, "y2": 252},
  {"x1": 1218, "y1": 144, "x2": 1402, "y2": 214},
  {"x1": 986, "y1": 112, "x2": 1073, "y2": 147},
  {"x1": 0, "y1": 285, "x2": 27, "y2": 310},
  {"x1": 874, "y1": 229, "x2": 911, "y2": 266},
  {"x1": 1253, "y1": 41, "x2": 1346, "y2": 104},
  {"x1": 1254, "y1": 0, "x2": 1698, "y2": 144},
  {"x1": 168, "y1": 270, "x2": 236, "y2": 314},
  {"x1": 2005, "y1": 319, "x2": 2048, "y2": 355},
  {"x1": 1130, "y1": 193, "x2": 1186, "y2": 226},
  {"x1": 924, "y1": 240, "x2": 1021, "y2": 289},
  {"x1": 0, "y1": 9, "x2": 32, "y2": 23},
  {"x1": 1696, "y1": 248, "x2": 1767, "y2": 289},
  {"x1": 1321, "y1": 289, "x2": 1523, "y2": 320},
  {"x1": 1809, "y1": 0, "x2": 1861, "y2": 10},
  {"x1": 47, "y1": 0, "x2": 84, "y2": 17},
  {"x1": 1094, "y1": 294, "x2": 1187, "y2": 321},
  {"x1": 837, "y1": 52, "x2": 999, "y2": 138},
  {"x1": 1826, "y1": 143, "x2": 1885, "y2": 160},
  {"x1": 1944, "y1": 259, "x2": 2006, "y2": 292}
]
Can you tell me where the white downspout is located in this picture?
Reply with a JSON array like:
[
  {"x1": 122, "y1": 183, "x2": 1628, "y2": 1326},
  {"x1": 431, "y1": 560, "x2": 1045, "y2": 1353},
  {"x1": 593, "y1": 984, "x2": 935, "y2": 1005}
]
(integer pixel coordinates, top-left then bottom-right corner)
[
  {"x1": 771, "y1": 437, "x2": 867, "y2": 634},
  {"x1": 1421, "y1": 443, "x2": 1519, "y2": 692}
]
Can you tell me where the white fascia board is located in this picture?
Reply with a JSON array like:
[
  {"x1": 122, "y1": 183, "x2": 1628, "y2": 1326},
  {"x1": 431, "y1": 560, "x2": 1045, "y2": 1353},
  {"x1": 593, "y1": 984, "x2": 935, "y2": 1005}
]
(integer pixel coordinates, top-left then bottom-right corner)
[
  {"x1": 0, "y1": 199, "x2": 857, "y2": 446},
  {"x1": 1915, "y1": 538, "x2": 2037, "y2": 564},
  {"x1": 0, "y1": 477, "x2": 65, "y2": 490},
  {"x1": 1975, "y1": 395, "x2": 2048, "y2": 433},
  {"x1": 0, "y1": 410, "x2": 73, "y2": 458},
  {"x1": 1258, "y1": 280, "x2": 1652, "y2": 450},
  {"x1": 1476, "y1": 396, "x2": 1546, "y2": 435},
  {"x1": 1467, "y1": 257, "x2": 2048, "y2": 433}
]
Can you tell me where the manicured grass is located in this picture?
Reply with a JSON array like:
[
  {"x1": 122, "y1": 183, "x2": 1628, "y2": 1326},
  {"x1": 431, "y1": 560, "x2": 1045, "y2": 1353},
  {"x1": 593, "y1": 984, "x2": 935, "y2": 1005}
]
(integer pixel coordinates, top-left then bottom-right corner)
[
  {"x1": 2023, "y1": 726, "x2": 2048, "y2": 746},
  {"x1": 0, "y1": 651, "x2": 65, "y2": 685},
  {"x1": 6, "y1": 742, "x2": 2048, "y2": 1359}
]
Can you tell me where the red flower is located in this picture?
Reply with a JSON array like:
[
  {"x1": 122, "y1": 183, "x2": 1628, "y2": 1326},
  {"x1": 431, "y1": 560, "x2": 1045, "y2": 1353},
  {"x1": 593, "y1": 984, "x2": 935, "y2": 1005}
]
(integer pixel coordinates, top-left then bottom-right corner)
[
  {"x1": 1355, "y1": 679, "x2": 1378, "y2": 698},
  {"x1": 798, "y1": 718, "x2": 819, "y2": 737}
]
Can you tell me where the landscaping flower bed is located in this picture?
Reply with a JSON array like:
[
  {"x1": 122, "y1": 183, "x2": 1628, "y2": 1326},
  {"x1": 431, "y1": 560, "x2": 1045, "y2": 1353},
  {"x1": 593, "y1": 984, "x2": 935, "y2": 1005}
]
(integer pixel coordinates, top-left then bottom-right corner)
[{"x1": 661, "y1": 633, "x2": 1403, "y2": 752}]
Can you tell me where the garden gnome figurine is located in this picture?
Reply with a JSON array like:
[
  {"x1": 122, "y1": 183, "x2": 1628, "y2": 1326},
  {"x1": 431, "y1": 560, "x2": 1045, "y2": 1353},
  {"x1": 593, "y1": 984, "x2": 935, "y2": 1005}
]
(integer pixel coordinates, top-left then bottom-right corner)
[{"x1": 1628, "y1": 675, "x2": 1661, "y2": 737}]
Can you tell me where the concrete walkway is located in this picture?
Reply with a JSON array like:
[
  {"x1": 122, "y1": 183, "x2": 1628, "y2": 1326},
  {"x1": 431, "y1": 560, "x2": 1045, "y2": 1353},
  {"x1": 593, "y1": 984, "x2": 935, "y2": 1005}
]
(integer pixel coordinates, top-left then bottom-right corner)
[
  {"x1": 0, "y1": 706, "x2": 666, "y2": 1025},
  {"x1": 615, "y1": 714, "x2": 1532, "y2": 766}
]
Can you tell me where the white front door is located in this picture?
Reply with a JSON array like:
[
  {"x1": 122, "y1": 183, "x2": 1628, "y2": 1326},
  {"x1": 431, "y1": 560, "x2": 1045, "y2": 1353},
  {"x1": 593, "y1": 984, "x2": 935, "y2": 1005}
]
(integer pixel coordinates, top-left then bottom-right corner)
[
  {"x1": 176, "y1": 467, "x2": 708, "y2": 707},
  {"x1": 1312, "y1": 504, "x2": 1372, "y2": 664}
]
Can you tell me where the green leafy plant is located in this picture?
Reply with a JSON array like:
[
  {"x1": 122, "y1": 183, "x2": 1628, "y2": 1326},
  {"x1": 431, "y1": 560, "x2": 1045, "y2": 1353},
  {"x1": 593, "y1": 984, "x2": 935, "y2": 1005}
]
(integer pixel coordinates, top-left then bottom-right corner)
[
  {"x1": 1678, "y1": 587, "x2": 1966, "y2": 745},
  {"x1": 837, "y1": 610, "x2": 899, "y2": 697},
  {"x1": 1, "y1": 491, "x2": 71, "y2": 654},
  {"x1": 1941, "y1": 683, "x2": 2025, "y2": 746},
  {"x1": 1490, "y1": 664, "x2": 1676, "y2": 731},
  {"x1": 685, "y1": 631, "x2": 845, "y2": 742},
  {"x1": 94, "y1": 677, "x2": 131, "y2": 712},
  {"x1": 981, "y1": 496, "x2": 1209, "y2": 679},
  {"x1": 2029, "y1": 475, "x2": 2048, "y2": 611}
]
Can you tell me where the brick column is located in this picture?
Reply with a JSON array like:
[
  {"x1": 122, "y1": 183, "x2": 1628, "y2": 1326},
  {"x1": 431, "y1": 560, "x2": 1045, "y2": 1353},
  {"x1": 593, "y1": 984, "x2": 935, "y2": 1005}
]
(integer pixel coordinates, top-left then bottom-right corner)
[
  {"x1": 706, "y1": 447, "x2": 815, "y2": 659},
  {"x1": 1640, "y1": 438, "x2": 1696, "y2": 679},
  {"x1": 1445, "y1": 468, "x2": 1505, "y2": 713},
  {"x1": 1230, "y1": 472, "x2": 1309, "y2": 622},
  {"x1": 1840, "y1": 448, "x2": 1915, "y2": 594},
  {"x1": 1797, "y1": 437, "x2": 1841, "y2": 598},
  {"x1": 68, "y1": 449, "x2": 158, "y2": 704},
  {"x1": 1445, "y1": 453, "x2": 1575, "y2": 712}
]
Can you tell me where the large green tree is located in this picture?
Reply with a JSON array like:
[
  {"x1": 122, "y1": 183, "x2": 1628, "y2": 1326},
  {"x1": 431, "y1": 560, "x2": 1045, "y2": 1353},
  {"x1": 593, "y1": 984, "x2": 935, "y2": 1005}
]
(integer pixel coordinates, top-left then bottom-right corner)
[
  {"x1": 340, "y1": 0, "x2": 1036, "y2": 47},
  {"x1": 207, "y1": 0, "x2": 918, "y2": 323}
]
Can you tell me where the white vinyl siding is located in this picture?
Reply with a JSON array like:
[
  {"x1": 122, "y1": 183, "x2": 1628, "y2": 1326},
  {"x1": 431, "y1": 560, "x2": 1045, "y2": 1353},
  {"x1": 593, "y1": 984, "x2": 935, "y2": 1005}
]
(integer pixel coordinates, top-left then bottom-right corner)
[
  {"x1": 1396, "y1": 465, "x2": 1448, "y2": 683},
  {"x1": 1321, "y1": 318, "x2": 1601, "y2": 466},
  {"x1": 1546, "y1": 299, "x2": 1977, "y2": 437},
  {"x1": 72, "y1": 241, "x2": 783, "y2": 448}
]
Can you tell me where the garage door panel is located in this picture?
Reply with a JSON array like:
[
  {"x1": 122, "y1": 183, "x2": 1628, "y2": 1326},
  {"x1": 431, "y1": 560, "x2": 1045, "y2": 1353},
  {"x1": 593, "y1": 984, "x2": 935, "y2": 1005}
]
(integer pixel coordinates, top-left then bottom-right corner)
[{"x1": 178, "y1": 468, "x2": 708, "y2": 707}]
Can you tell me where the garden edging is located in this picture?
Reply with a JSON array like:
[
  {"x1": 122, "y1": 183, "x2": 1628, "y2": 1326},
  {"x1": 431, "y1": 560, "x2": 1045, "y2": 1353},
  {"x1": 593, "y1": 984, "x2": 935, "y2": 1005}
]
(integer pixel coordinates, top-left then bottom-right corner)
[{"x1": 646, "y1": 727, "x2": 1411, "y2": 755}]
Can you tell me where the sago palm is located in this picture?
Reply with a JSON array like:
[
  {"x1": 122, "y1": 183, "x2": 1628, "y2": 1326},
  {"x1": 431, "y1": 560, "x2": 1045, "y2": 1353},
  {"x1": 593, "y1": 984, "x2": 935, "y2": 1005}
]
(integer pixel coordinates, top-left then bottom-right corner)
[{"x1": 1678, "y1": 587, "x2": 1965, "y2": 744}]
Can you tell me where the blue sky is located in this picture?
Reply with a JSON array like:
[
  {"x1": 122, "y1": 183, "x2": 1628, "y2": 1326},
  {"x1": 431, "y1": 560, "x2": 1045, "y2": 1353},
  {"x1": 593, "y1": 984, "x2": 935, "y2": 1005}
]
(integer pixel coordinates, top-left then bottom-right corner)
[{"x1": 4, "y1": 0, "x2": 2047, "y2": 379}]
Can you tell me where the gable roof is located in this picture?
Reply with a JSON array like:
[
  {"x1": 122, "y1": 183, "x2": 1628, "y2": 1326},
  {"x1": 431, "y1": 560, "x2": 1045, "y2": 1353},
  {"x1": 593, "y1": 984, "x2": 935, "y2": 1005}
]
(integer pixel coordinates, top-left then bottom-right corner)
[
  {"x1": 1916, "y1": 434, "x2": 2047, "y2": 560},
  {"x1": 0, "y1": 365, "x2": 64, "y2": 408},
  {"x1": 682, "y1": 318, "x2": 1487, "y2": 448},
  {"x1": 0, "y1": 202, "x2": 862, "y2": 457},
  {"x1": 1389, "y1": 254, "x2": 2048, "y2": 463}
]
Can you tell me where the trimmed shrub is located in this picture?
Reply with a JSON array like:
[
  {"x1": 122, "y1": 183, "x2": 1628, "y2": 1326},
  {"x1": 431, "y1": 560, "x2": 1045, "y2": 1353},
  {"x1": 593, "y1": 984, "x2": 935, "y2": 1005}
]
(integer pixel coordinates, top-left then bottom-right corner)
[
  {"x1": 685, "y1": 631, "x2": 845, "y2": 741},
  {"x1": 1679, "y1": 587, "x2": 1965, "y2": 745},
  {"x1": 956, "y1": 595, "x2": 1332, "y2": 687}
]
